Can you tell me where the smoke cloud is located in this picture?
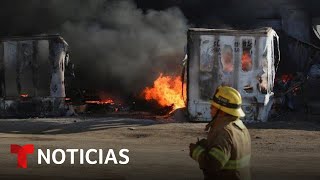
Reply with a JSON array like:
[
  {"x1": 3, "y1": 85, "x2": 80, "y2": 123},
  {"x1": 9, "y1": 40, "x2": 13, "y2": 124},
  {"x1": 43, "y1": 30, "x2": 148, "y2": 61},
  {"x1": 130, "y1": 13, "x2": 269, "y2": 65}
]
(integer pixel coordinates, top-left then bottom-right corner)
[
  {"x1": 62, "y1": 0, "x2": 187, "y2": 94},
  {"x1": 0, "y1": 0, "x2": 188, "y2": 95}
]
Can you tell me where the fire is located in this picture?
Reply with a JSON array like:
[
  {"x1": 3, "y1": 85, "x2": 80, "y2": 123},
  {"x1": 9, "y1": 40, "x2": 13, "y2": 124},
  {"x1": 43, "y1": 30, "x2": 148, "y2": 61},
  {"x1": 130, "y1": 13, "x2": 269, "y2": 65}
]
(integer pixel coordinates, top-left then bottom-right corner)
[
  {"x1": 281, "y1": 74, "x2": 293, "y2": 83},
  {"x1": 20, "y1": 94, "x2": 29, "y2": 98},
  {"x1": 86, "y1": 99, "x2": 115, "y2": 105},
  {"x1": 142, "y1": 74, "x2": 186, "y2": 111},
  {"x1": 241, "y1": 51, "x2": 252, "y2": 71}
]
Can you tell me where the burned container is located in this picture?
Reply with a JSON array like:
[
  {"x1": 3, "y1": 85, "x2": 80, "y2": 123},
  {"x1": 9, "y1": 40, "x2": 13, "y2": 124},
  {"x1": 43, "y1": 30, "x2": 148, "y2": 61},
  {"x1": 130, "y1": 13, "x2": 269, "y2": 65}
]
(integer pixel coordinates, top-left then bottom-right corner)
[
  {"x1": 0, "y1": 35, "x2": 74, "y2": 117},
  {"x1": 187, "y1": 28, "x2": 280, "y2": 122}
]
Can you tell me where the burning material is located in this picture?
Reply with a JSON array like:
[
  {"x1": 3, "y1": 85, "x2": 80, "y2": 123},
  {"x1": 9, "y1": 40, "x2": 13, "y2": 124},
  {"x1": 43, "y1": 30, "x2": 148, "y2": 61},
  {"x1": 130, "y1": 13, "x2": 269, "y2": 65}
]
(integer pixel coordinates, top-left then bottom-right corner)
[
  {"x1": 142, "y1": 74, "x2": 186, "y2": 111},
  {"x1": 280, "y1": 74, "x2": 294, "y2": 84},
  {"x1": 188, "y1": 28, "x2": 279, "y2": 122},
  {"x1": 0, "y1": 35, "x2": 74, "y2": 118},
  {"x1": 241, "y1": 51, "x2": 253, "y2": 72},
  {"x1": 82, "y1": 98, "x2": 123, "y2": 114},
  {"x1": 85, "y1": 99, "x2": 115, "y2": 105},
  {"x1": 20, "y1": 94, "x2": 29, "y2": 98},
  {"x1": 273, "y1": 73, "x2": 304, "y2": 111}
]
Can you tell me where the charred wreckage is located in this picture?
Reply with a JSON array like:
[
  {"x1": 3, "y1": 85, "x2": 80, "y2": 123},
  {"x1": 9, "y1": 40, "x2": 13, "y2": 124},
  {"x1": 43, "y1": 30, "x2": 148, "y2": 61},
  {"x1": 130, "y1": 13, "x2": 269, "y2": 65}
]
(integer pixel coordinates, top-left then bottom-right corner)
[
  {"x1": 186, "y1": 27, "x2": 280, "y2": 122},
  {"x1": 0, "y1": 35, "x2": 74, "y2": 118},
  {"x1": 1, "y1": 27, "x2": 320, "y2": 122},
  {"x1": 185, "y1": 27, "x2": 320, "y2": 123}
]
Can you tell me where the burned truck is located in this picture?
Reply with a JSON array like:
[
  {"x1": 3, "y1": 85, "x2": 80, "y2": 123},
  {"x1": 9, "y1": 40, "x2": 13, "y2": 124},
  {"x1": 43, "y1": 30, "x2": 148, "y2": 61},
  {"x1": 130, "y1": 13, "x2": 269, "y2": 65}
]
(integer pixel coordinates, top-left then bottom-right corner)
[
  {"x1": 187, "y1": 28, "x2": 280, "y2": 122},
  {"x1": 0, "y1": 35, "x2": 74, "y2": 118}
]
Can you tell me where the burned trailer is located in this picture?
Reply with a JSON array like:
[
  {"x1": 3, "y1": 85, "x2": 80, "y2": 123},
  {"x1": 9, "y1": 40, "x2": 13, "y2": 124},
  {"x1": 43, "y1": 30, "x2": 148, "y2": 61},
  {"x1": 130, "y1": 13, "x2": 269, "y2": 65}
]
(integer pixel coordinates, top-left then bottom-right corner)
[
  {"x1": 0, "y1": 35, "x2": 74, "y2": 118},
  {"x1": 187, "y1": 28, "x2": 280, "y2": 122}
]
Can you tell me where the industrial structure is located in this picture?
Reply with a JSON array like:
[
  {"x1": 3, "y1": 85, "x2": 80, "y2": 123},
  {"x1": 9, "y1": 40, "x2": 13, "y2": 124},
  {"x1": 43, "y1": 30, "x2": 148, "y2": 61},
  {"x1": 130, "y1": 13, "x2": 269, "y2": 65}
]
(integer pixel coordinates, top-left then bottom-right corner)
[
  {"x1": 187, "y1": 28, "x2": 280, "y2": 122},
  {"x1": 0, "y1": 35, "x2": 73, "y2": 117}
]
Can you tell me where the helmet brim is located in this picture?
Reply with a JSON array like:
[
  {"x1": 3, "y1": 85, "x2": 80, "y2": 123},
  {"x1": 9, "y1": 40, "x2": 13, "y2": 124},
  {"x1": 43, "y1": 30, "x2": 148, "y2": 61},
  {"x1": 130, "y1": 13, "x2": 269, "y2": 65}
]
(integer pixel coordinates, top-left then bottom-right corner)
[{"x1": 211, "y1": 100, "x2": 245, "y2": 118}]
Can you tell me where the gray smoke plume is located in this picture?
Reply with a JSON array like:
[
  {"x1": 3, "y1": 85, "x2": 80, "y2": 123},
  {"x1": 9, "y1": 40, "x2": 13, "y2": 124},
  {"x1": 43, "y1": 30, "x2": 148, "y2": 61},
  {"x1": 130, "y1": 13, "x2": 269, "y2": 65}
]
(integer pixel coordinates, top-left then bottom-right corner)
[
  {"x1": 1, "y1": 0, "x2": 188, "y2": 95},
  {"x1": 61, "y1": 0, "x2": 187, "y2": 94}
]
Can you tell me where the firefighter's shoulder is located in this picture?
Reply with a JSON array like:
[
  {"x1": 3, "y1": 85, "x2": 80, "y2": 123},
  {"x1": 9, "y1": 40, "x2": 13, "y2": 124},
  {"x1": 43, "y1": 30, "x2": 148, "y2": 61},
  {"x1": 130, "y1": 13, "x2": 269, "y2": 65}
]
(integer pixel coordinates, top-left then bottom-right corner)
[{"x1": 222, "y1": 117, "x2": 247, "y2": 133}]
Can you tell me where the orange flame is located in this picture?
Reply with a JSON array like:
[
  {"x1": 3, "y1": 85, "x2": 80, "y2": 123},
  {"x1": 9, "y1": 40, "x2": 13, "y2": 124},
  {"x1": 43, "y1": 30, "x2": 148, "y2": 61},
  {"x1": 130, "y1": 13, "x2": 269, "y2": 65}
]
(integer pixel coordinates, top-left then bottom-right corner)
[
  {"x1": 241, "y1": 51, "x2": 253, "y2": 71},
  {"x1": 20, "y1": 94, "x2": 29, "y2": 98},
  {"x1": 142, "y1": 74, "x2": 186, "y2": 110},
  {"x1": 86, "y1": 99, "x2": 115, "y2": 105}
]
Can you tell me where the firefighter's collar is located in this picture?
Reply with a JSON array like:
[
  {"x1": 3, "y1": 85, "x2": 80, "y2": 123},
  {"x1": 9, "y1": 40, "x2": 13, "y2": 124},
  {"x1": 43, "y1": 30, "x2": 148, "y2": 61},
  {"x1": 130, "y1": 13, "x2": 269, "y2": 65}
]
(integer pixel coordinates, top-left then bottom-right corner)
[{"x1": 233, "y1": 119, "x2": 246, "y2": 130}]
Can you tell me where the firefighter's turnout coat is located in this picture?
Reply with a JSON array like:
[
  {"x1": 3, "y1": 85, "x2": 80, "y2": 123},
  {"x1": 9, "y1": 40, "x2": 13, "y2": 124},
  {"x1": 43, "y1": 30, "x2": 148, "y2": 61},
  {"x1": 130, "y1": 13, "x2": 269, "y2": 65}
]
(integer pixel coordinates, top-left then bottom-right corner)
[{"x1": 192, "y1": 116, "x2": 251, "y2": 180}]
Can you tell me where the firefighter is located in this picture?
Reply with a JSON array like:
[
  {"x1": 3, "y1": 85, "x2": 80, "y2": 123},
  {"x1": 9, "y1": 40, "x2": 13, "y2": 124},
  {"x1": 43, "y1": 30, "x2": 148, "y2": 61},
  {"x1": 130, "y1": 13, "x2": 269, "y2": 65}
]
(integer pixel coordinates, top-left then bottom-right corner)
[{"x1": 189, "y1": 86, "x2": 251, "y2": 180}]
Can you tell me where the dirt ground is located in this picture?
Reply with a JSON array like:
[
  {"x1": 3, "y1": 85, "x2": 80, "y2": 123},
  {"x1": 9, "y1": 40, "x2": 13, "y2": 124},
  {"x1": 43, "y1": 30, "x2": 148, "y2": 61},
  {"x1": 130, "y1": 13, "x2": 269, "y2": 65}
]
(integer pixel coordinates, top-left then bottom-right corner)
[{"x1": 0, "y1": 116, "x2": 319, "y2": 180}]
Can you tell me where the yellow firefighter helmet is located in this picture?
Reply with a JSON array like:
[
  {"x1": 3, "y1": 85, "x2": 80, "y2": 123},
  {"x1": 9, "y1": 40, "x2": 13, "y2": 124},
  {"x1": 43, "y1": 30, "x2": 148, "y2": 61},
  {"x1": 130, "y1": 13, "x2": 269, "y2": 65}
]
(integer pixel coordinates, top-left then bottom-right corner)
[{"x1": 210, "y1": 86, "x2": 245, "y2": 117}]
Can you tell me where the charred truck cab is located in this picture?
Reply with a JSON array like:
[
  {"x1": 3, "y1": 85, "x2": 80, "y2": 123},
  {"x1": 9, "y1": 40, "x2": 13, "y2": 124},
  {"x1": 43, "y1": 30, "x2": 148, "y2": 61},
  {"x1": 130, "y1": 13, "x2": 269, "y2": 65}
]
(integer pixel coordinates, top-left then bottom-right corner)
[
  {"x1": 187, "y1": 28, "x2": 280, "y2": 122},
  {"x1": 0, "y1": 35, "x2": 74, "y2": 118}
]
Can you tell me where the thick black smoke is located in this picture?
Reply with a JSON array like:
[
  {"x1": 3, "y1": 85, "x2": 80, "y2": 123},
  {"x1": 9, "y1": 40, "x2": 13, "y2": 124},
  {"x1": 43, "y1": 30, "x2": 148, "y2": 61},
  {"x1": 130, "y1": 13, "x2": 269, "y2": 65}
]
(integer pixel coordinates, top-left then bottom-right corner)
[
  {"x1": 0, "y1": 0, "x2": 188, "y2": 96},
  {"x1": 1, "y1": 0, "x2": 315, "y2": 97},
  {"x1": 62, "y1": 1, "x2": 187, "y2": 95}
]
